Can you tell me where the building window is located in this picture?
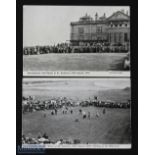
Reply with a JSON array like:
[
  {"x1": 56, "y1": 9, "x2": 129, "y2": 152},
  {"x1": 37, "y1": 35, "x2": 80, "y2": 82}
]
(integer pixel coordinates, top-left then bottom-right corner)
[
  {"x1": 109, "y1": 33, "x2": 111, "y2": 42},
  {"x1": 119, "y1": 33, "x2": 122, "y2": 42},
  {"x1": 96, "y1": 26, "x2": 102, "y2": 33},
  {"x1": 114, "y1": 33, "x2": 117, "y2": 43},
  {"x1": 97, "y1": 36, "x2": 102, "y2": 40},
  {"x1": 78, "y1": 27, "x2": 84, "y2": 34},
  {"x1": 79, "y1": 35, "x2": 84, "y2": 40},
  {"x1": 124, "y1": 33, "x2": 128, "y2": 42}
]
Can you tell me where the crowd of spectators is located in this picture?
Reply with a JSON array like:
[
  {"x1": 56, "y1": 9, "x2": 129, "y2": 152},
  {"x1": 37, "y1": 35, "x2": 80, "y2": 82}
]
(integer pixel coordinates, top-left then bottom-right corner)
[
  {"x1": 22, "y1": 95, "x2": 131, "y2": 114},
  {"x1": 22, "y1": 134, "x2": 81, "y2": 145},
  {"x1": 23, "y1": 42, "x2": 130, "y2": 55}
]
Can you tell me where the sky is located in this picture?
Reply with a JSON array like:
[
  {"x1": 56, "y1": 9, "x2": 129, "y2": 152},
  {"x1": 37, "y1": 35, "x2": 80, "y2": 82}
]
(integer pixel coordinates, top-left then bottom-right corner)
[
  {"x1": 23, "y1": 6, "x2": 130, "y2": 47},
  {"x1": 23, "y1": 78, "x2": 130, "y2": 90}
]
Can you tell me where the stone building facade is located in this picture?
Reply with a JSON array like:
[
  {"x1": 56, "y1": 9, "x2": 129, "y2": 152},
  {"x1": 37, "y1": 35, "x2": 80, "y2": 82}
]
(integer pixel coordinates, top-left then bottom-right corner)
[{"x1": 70, "y1": 11, "x2": 130, "y2": 46}]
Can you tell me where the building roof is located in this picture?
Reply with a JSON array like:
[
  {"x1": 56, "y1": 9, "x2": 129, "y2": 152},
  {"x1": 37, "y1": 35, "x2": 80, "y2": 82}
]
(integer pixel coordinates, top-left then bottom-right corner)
[
  {"x1": 70, "y1": 11, "x2": 130, "y2": 25},
  {"x1": 79, "y1": 13, "x2": 93, "y2": 22},
  {"x1": 106, "y1": 11, "x2": 130, "y2": 22},
  {"x1": 99, "y1": 13, "x2": 106, "y2": 21}
]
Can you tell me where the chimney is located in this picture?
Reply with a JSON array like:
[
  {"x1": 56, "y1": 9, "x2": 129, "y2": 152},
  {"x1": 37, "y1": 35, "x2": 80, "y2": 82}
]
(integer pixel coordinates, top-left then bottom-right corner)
[
  {"x1": 95, "y1": 12, "x2": 98, "y2": 21},
  {"x1": 104, "y1": 13, "x2": 106, "y2": 18}
]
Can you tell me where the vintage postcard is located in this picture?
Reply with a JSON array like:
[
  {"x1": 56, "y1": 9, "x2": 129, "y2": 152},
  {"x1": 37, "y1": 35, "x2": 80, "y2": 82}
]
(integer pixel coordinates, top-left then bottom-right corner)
[
  {"x1": 22, "y1": 78, "x2": 131, "y2": 148},
  {"x1": 23, "y1": 6, "x2": 130, "y2": 76}
]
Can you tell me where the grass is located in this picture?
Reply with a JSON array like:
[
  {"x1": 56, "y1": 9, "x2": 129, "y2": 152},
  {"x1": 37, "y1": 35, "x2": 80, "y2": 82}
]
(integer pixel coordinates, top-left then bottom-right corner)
[
  {"x1": 23, "y1": 53, "x2": 127, "y2": 71},
  {"x1": 22, "y1": 106, "x2": 131, "y2": 144}
]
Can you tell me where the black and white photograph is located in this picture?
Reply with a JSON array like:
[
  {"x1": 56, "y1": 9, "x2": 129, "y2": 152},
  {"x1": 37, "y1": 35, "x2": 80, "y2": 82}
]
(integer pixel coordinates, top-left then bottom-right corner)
[
  {"x1": 15, "y1": 0, "x2": 138, "y2": 154},
  {"x1": 23, "y1": 6, "x2": 130, "y2": 76},
  {"x1": 22, "y1": 78, "x2": 131, "y2": 148}
]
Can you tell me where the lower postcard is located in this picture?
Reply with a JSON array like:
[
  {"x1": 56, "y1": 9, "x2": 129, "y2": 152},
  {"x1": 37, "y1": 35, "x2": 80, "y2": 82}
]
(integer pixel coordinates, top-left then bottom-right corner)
[{"x1": 22, "y1": 78, "x2": 131, "y2": 149}]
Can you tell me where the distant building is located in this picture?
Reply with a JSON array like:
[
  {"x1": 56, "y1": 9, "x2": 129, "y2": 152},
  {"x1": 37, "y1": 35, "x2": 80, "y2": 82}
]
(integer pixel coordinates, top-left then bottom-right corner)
[{"x1": 70, "y1": 10, "x2": 130, "y2": 46}]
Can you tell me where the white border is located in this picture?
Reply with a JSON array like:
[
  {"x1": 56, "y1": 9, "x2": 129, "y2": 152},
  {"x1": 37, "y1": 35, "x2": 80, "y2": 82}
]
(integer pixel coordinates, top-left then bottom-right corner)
[
  {"x1": 22, "y1": 144, "x2": 131, "y2": 149},
  {"x1": 23, "y1": 71, "x2": 130, "y2": 77}
]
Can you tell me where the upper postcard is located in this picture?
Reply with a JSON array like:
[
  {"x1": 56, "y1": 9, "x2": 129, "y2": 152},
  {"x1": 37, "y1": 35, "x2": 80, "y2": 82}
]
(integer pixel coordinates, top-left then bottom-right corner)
[{"x1": 23, "y1": 6, "x2": 130, "y2": 77}]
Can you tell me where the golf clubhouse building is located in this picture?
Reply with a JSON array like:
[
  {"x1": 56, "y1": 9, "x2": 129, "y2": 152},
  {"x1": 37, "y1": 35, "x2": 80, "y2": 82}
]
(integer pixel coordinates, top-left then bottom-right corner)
[{"x1": 70, "y1": 10, "x2": 130, "y2": 46}]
